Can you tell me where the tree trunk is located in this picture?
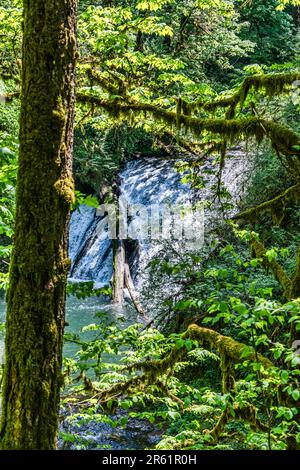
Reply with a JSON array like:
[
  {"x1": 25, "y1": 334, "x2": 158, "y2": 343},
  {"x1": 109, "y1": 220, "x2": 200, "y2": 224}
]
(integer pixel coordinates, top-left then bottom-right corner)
[
  {"x1": 112, "y1": 239, "x2": 125, "y2": 303},
  {"x1": 0, "y1": 0, "x2": 77, "y2": 450},
  {"x1": 124, "y1": 262, "x2": 148, "y2": 320}
]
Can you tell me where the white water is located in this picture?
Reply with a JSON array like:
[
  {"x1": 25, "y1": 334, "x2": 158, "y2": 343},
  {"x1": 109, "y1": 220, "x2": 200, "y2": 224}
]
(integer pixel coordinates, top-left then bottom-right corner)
[
  {"x1": 0, "y1": 152, "x2": 250, "y2": 363},
  {"x1": 69, "y1": 206, "x2": 113, "y2": 286},
  {"x1": 69, "y1": 151, "x2": 250, "y2": 291},
  {"x1": 68, "y1": 158, "x2": 194, "y2": 291}
]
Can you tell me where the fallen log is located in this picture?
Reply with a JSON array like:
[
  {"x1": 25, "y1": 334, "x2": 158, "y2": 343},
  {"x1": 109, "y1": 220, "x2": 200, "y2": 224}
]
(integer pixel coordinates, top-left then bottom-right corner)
[
  {"x1": 124, "y1": 262, "x2": 150, "y2": 321},
  {"x1": 112, "y1": 239, "x2": 125, "y2": 303}
]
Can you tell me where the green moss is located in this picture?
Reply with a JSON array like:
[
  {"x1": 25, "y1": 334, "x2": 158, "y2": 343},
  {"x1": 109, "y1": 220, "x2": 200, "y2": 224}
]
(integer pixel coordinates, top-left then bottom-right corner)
[
  {"x1": 191, "y1": 72, "x2": 300, "y2": 118},
  {"x1": 186, "y1": 324, "x2": 273, "y2": 368},
  {"x1": 77, "y1": 93, "x2": 300, "y2": 158},
  {"x1": 52, "y1": 96, "x2": 66, "y2": 123},
  {"x1": 220, "y1": 354, "x2": 235, "y2": 394},
  {"x1": 234, "y1": 183, "x2": 300, "y2": 225},
  {"x1": 176, "y1": 98, "x2": 182, "y2": 130},
  {"x1": 209, "y1": 403, "x2": 268, "y2": 442},
  {"x1": 291, "y1": 246, "x2": 300, "y2": 298},
  {"x1": 250, "y1": 238, "x2": 292, "y2": 298},
  {"x1": 54, "y1": 177, "x2": 75, "y2": 206},
  {"x1": 0, "y1": 0, "x2": 77, "y2": 451}
]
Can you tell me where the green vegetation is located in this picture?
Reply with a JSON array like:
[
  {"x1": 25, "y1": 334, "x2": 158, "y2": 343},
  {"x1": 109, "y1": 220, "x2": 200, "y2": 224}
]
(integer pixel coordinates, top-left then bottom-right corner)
[{"x1": 0, "y1": 0, "x2": 299, "y2": 452}]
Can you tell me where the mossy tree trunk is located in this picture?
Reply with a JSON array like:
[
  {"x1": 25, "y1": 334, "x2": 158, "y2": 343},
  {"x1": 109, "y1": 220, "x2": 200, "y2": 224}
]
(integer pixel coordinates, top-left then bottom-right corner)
[{"x1": 0, "y1": 0, "x2": 77, "y2": 450}]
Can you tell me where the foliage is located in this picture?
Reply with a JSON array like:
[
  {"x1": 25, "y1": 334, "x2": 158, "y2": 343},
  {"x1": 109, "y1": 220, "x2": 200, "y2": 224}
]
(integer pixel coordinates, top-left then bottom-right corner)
[
  {"x1": 67, "y1": 281, "x2": 112, "y2": 300},
  {"x1": 61, "y1": 273, "x2": 300, "y2": 450},
  {"x1": 0, "y1": 0, "x2": 299, "y2": 452},
  {"x1": 238, "y1": 0, "x2": 297, "y2": 66},
  {"x1": 0, "y1": 129, "x2": 18, "y2": 290},
  {"x1": 73, "y1": 124, "x2": 164, "y2": 194}
]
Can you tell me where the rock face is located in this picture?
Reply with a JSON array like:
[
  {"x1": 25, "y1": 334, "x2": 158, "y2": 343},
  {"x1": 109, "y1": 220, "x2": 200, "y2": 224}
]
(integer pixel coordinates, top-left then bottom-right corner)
[{"x1": 68, "y1": 149, "x2": 252, "y2": 292}]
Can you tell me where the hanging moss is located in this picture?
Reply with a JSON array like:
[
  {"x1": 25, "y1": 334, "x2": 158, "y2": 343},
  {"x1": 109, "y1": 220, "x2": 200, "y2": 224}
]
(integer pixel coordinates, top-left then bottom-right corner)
[
  {"x1": 290, "y1": 246, "x2": 300, "y2": 299},
  {"x1": 86, "y1": 69, "x2": 128, "y2": 99},
  {"x1": 234, "y1": 183, "x2": 300, "y2": 225},
  {"x1": 176, "y1": 97, "x2": 183, "y2": 130},
  {"x1": 78, "y1": 70, "x2": 300, "y2": 160},
  {"x1": 77, "y1": 93, "x2": 300, "y2": 158},
  {"x1": 208, "y1": 403, "x2": 268, "y2": 443},
  {"x1": 186, "y1": 325, "x2": 273, "y2": 369},
  {"x1": 96, "y1": 374, "x2": 148, "y2": 404},
  {"x1": 102, "y1": 324, "x2": 274, "y2": 399},
  {"x1": 220, "y1": 354, "x2": 235, "y2": 394},
  {"x1": 190, "y1": 72, "x2": 300, "y2": 117}
]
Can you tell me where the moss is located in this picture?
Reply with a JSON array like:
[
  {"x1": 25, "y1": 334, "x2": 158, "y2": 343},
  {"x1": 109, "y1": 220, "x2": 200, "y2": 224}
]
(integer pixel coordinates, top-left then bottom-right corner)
[
  {"x1": 176, "y1": 97, "x2": 183, "y2": 130},
  {"x1": 250, "y1": 237, "x2": 292, "y2": 298},
  {"x1": 186, "y1": 324, "x2": 273, "y2": 368},
  {"x1": 0, "y1": 0, "x2": 77, "y2": 451},
  {"x1": 54, "y1": 177, "x2": 75, "y2": 206},
  {"x1": 191, "y1": 72, "x2": 300, "y2": 118},
  {"x1": 291, "y1": 246, "x2": 300, "y2": 298},
  {"x1": 52, "y1": 96, "x2": 66, "y2": 123},
  {"x1": 220, "y1": 354, "x2": 235, "y2": 394},
  {"x1": 77, "y1": 93, "x2": 300, "y2": 158},
  {"x1": 87, "y1": 69, "x2": 129, "y2": 100},
  {"x1": 92, "y1": 324, "x2": 273, "y2": 407},
  {"x1": 234, "y1": 183, "x2": 300, "y2": 225},
  {"x1": 209, "y1": 403, "x2": 268, "y2": 442},
  {"x1": 97, "y1": 374, "x2": 148, "y2": 403}
]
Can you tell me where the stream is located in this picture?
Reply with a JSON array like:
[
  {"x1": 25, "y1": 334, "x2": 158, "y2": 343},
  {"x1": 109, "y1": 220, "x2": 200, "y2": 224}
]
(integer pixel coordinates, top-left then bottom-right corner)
[
  {"x1": 0, "y1": 153, "x2": 249, "y2": 449},
  {"x1": 58, "y1": 158, "x2": 194, "y2": 449},
  {"x1": 0, "y1": 158, "x2": 192, "y2": 449}
]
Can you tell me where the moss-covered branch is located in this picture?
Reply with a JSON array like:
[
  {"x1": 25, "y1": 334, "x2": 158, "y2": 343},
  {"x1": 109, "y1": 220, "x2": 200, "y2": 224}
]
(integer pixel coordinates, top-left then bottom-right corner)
[
  {"x1": 250, "y1": 238, "x2": 292, "y2": 297},
  {"x1": 97, "y1": 374, "x2": 148, "y2": 403},
  {"x1": 291, "y1": 246, "x2": 300, "y2": 298},
  {"x1": 208, "y1": 403, "x2": 269, "y2": 442},
  {"x1": 186, "y1": 325, "x2": 273, "y2": 369},
  {"x1": 124, "y1": 324, "x2": 273, "y2": 380},
  {"x1": 77, "y1": 93, "x2": 300, "y2": 158},
  {"x1": 233, "y1": 183, "x2": 300, "y2": 225},
  {"x1": 76, "y1": 324, "x2": 273, "y2": 406},
  {"x1": 191, "y1": 72, "x2": 300, "y2": 117},
  {"x1": 0, "y1": 91, "x2": 20, "y2": 103},
  {"x1": 86, "y1": 69, "x2": 128, "y2": 99}
]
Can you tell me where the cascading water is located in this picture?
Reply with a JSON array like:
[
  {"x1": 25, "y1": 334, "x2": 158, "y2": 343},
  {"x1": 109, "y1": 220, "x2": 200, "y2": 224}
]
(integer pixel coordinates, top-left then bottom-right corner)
[
  {"x1": 69, "y1": 206, "x2": 113, "y2": 286},
  {"x1": 0, "y1": 151, "x2": 251, "y2": 449},
  {"x1": 69, "y1": 150, "x2": 250, "y2": 292},
  {"x1": 68, "y1": 158, "x2": 193, "y2": 289}
]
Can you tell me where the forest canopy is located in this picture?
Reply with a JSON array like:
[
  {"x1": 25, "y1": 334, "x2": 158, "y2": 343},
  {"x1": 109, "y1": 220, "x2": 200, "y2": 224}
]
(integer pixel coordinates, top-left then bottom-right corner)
[{"x1": 0, "y1": 0, "x2": 299, "y2": 453}]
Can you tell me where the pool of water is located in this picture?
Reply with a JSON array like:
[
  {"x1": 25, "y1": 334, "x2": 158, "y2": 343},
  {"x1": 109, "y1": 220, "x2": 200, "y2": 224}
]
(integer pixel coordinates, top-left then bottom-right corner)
[
  {"x1": 0, "y1": 295, "x2": 161, "y2": 449},
  {"x1": 0, "y1": 295, "x2": 138, "y2": 363}
]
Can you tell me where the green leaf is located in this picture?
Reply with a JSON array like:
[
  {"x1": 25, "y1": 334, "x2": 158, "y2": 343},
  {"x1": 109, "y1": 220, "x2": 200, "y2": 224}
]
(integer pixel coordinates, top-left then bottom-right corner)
[{"x1": 281, "y1": 370, "x2": 289, "y2": 382}]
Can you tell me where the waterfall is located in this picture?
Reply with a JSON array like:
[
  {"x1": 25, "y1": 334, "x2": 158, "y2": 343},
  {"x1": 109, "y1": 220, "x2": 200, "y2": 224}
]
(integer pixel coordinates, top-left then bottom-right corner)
[
  {"x1": 69, "y1": 206, "x2": 113, "y2": 287},
  {"x1": 68, "y1": 158, "x2": 191, "y2": 287},
  {"x1": 69, "y1": 151, "x2": 250, "y2": 289}
]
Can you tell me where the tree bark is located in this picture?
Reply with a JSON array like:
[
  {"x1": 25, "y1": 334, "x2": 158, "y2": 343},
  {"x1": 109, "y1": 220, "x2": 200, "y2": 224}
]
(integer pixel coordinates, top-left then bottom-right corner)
[
  {"x1": 112, "y1": 239, "x2": 125, "y2": 303},
  {"x1": 124, "y1": 262, "x2": 148, "y2": 319},
  {"x1": 0, "y1": 0, "x2": 77, "y2": 450}
]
